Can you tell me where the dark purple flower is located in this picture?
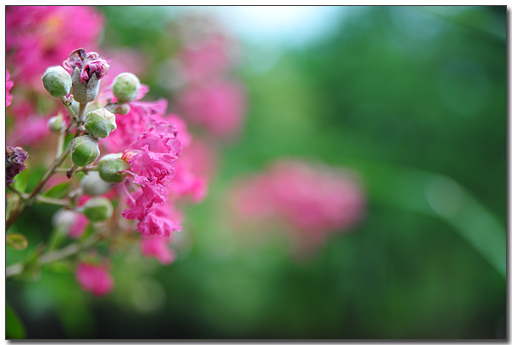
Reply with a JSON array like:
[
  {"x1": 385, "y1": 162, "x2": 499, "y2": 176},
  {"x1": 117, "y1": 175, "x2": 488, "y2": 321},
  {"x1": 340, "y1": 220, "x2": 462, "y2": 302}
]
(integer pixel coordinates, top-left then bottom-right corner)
[{"x1": 6, "y1": 146, "x2": 28, "y2": 186}]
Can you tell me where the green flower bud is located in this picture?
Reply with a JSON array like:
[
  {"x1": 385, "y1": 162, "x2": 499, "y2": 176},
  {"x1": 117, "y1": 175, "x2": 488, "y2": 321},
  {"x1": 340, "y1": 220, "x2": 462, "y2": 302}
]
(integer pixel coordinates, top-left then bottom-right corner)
[
  {"x1": 47, "y1": 114, "x2": 65, "y2": 133},
  {"x1": 112, "y1": 73, "x2": 140, "y2": 104},
  {"x1": 42, "y1": 66, "x2": 72, "y2": 98},
  {"x1": 82, "y1": 197, "x2": 113, "y2": 223},
  {"x1": 71, "y1": 68, "x2": 100, "y2": 103},
  {"x1": 84, "y1": 108, "x2": 117, "y2": 138},
  {"x1": 80, "y1": 171, "x2": 112, "y2": 196},
  {"x1": 115, "y1": 104, "x2": 131, "y2": 115},
  {"x1": 70, "y1": 136, "x2": 100, "y2": 167},
  {"x1": 98, "y1": 153, "x2": 130, "y2": 183}
]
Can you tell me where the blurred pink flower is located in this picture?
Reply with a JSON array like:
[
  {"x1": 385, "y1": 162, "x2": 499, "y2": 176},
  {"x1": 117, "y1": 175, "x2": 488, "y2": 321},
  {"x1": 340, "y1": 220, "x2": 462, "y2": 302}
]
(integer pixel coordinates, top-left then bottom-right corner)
[
  {"x1": 6, "y1": 70, "x2": 14, "y2": 107},
  {"x1": 76, "y1": 262, "x2": 114, "y2": 296},
  {"x1": 69, "y1": 213, "x2": 89, "y2": 238},
  {"x1": 6, "y1": 6, "x2": 104, "y2": 87},
  {"x1": 140, "y1": 236, "x2": 176, "y2": 264},
  {"x1": 8, "y1": 115, "x2": 50, "y2": 147},
  {"x1": 179, "y1": 36, "x2": 232, "y2": 85},
  {"x1": 178, "y1": 81, "x2": 245, "y2": 137},
  {"x1": 101, "y1": 48, "x2": 147, "y2": 88},
  {"x1": 182, "y1": 138, "x2": 217, "y2": 178},
  {"x1": 230, "y1": 160, "x2": 366, "y2": 248}
]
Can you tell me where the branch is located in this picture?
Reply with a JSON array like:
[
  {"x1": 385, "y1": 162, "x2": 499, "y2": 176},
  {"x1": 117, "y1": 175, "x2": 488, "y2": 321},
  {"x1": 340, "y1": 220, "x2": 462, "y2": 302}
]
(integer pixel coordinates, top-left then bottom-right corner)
[
  {"x1": 6, "y1": 143, "x2": 72, "y2": 230},
  {"x1": 6, "y1": 234, "x2": 101, "y2": 278}
]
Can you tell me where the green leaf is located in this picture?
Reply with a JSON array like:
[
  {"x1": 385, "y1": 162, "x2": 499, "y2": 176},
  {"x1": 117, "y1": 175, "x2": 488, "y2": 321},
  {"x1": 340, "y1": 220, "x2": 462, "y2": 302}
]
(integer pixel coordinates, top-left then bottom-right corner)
[
  {"x1": 6, "y1": 304, "x2": 26, "y2": 339},
  {"x1": 6, "y1": 233, "x2": 28, "y2": 251},
  {"x1": 44, "y1": 181, "x2": 71, "y2": 199},
  {"x1": 12, "y1": 161, "x2": 30, "y2": 193}
]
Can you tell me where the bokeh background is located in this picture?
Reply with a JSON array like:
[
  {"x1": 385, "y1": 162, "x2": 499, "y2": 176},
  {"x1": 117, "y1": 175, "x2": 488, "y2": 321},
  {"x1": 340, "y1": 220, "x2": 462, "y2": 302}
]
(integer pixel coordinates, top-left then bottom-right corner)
[{"x1": 6, "y1": 6, "x2": 506, "y2": 339}]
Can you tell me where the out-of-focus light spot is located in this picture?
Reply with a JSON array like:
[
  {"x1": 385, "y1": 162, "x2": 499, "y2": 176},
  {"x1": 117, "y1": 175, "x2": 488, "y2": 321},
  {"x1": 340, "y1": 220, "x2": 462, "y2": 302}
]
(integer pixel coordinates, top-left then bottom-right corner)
[
  {"x1": 131, "y1": 278, "x2": 166, "y2": 313},
  {"x1": 425, "y1": 175, "x2": 464, "y2": 218},
  {"x1": 438, "y1": 59, "x2": 490, "y2": 117}
]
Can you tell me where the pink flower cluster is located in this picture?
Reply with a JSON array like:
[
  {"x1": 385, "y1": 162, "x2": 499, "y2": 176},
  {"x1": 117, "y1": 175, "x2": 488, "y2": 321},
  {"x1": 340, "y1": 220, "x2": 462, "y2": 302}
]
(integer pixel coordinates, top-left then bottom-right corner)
[
  {"x1": 174, "y1": 17, "x2": 246, "y2": 138},
  {"x1": 6, "y1": 6, "x2": 104, "y2": 87},
  {"x1": 230, "y1": 160, "x2": 366, "y2": 248}
]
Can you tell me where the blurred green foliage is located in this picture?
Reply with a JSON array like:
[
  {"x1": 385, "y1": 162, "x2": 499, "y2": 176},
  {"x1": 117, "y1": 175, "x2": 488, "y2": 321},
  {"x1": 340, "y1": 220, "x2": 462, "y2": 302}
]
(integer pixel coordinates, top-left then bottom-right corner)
[{"x1": 6, "y1": 6, "x2": 506, "y2": 339}]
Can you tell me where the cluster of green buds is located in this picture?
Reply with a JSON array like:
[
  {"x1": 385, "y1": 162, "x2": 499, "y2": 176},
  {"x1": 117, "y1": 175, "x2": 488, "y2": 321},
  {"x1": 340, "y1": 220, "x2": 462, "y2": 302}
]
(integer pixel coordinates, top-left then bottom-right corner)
[{"x1": 40, "y1": 60, "x2": 145, "y2": 224}]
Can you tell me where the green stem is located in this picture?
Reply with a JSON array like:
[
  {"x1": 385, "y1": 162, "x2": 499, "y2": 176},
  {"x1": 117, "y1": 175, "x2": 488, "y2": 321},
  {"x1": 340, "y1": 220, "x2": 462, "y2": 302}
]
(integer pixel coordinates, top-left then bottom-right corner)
[
  {"x1": 60, "y1": 97, "x2": 77, "y2": 121},
  {"x1": 77, "y1": 102, "x2": 87, "y2": 123},
  {"x1": 6, "y1": 143, "x2": 72, "y2": 230},
  {"x1": 6, "y1": 234, "x2": 102, "y2": 278},
  {"x1": 56, "y1": 128, "x2": 66, "y2": 159}
]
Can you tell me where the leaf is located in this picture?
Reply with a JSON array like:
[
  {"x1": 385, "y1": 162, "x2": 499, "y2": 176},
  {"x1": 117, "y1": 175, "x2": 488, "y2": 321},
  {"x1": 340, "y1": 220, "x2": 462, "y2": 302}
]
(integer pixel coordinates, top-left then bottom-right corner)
[
  {"x1": 12, "y1": 161, "x2": 30, "y2": 193},
  {"x1": 6, "y1": 233, "x2": 28, "y2": 251},
  {"x1": 6, "y1": 304, "x2": 26, "y2": 339},
  {"x1": 44, "y1": 181, "x2": 71, "y2": 199}
]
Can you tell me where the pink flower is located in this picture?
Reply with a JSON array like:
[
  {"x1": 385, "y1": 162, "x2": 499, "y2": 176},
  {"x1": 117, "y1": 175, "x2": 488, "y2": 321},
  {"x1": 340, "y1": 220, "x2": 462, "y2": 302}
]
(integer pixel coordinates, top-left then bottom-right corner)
[
  {"x1": 6, "y1": 6, "x2": 104, "y2": 87},
  {"x1": 178, "y1": 81, "x2": 245, "y2": 137},
  {"x1": 127, "y1": 145, "x2": 177, "y2": 185},
  {"x1": 229, "y1": 160, "x2": 366, "y2": 249},
  {"x1": 122, "y1": 182, "x2": 166, "y2": 221},
  {"x1": 8, "y1": 115, "x2": 50, "y2": 147},
  {"x1": 63, "y1": 48, "x2": 109, "y2": 83},
  {"x1": 168, "y1": 158, "x2": 208, "y2": 203},
  {"x1": 69, "y1": 213, "x2": 89, "y2": 238},
  {"x1": 6, "y1": 70, "x2": 14, "y2": 107},
  {"x1": 182, "y1": 138, "x2": 217, "y2": 178},
  {"x1": 76, "y1": 262, "x2": 114, "y2": 296},
  {"x1": 179, "y1": 36, "x2": 233, "y2": 85},
  {"x1": 140, "y1": 236, "x2": 176, "y2": 264}
]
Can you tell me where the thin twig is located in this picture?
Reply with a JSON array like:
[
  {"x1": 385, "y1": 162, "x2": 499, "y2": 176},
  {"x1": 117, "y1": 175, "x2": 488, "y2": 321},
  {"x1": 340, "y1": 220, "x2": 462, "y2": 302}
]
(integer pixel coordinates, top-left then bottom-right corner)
[
  {"x1": 6, "y1": 234, "x2": 102, "y2": 278},
  {"x1": 6, "y1": 143, "x2": 73, "y2": 230}
]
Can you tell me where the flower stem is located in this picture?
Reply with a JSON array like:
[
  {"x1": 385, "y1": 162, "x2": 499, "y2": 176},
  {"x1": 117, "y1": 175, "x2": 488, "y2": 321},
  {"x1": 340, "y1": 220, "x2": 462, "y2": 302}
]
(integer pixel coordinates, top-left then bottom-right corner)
[
  {"x1": 6, "y1": 143, "x2": 72, "y2": 230},
  {"x1": 60, "y1": 96, "x2": 77, "y2": 121},
  {"x1": 6, "y1": 233, "x2": 102, "y2": 278}
]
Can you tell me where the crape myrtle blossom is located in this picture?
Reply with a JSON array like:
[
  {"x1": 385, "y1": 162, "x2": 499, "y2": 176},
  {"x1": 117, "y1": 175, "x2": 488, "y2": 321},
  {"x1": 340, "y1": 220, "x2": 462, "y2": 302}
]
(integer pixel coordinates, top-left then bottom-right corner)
[
  {"x1": 173, "y1": 14, "x2": 246, "y2": 139},
  {"x1": 140, "y1": 235, "x2": 176, "y2": 265},
  {"x1": 63, "y1": 48, "x2": 110, "y2": 84},
  {"x1": 6, "y1": 6, "x2": 103, "y2": 87},
  {"x1": 98, "y1": 82, "x2": 207, "y2": 239},
  {"x1": 229, "y1": 159, "x2": 366, "y2": 249},
  {"x1": 76, "y1": 262, "x2": 114, "y2": 296},
  {"x1": 178, "y1": 80, "x2": 245, "y2": 138}
]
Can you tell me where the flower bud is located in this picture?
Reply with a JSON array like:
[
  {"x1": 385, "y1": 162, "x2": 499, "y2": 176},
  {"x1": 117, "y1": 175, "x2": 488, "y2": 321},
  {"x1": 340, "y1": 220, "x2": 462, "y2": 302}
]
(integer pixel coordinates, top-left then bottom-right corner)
[
  {"x1": 84, "y1": 108, "x2": 117, "y2": 138},
  {"x1": 112, "y1": 73, "x2": 140, "y2": 104},
  {"x1": 42, "y1": 66, "x2": 72, "y2": 98},
  {"x1": 98, "y1": 153, "x2": 130, "y2": 183},
  {"x1": 82, "y1": 197, "x2": 113, "y2": 223},
  {"x1": 47, "y1": 114, "x2": 65, "y2": 133},
  {"x1": 71, "y1": 68, "x2": 100, "y2": 103},
  {"x1": 115, "y1": 104, "x2": 131, "y2": 115},
  {"x1": 80, "y1": 171, "x2": 112, "y2": 196},
  {"x1": 70, "y1": 136, "x2": 100, "y2": 167}
]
